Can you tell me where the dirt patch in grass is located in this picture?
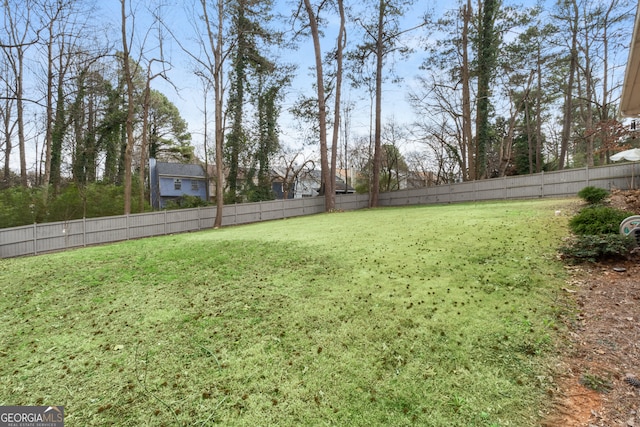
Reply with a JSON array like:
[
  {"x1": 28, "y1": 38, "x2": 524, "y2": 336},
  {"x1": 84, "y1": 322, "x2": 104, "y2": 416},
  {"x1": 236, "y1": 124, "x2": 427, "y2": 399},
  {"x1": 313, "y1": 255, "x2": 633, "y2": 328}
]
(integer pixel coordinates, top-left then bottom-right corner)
[{"x1": 543, "y1": 190, "x2": 640, "y2": 427}]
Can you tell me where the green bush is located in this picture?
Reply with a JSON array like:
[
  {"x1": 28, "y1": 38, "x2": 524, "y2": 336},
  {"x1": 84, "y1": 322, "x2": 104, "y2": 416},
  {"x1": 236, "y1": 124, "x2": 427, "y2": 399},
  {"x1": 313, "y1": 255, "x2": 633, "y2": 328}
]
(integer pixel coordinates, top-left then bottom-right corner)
[
  {"x1": 0, "y1": 181, "x2": 153, "y2": 229},
  {"x1": 568, "y1": 205, "x2": 630, "y2": 235},
  {"x1": 0, "y1": 186, "x2": 46, "y2": 227},
  {"x1": 165, "y1": 195, "x2": 208, "y2": 209},
  {"x1": 577, "y1": 186, "x2": 609, "y2": 204},
  {"x1": 47, "y1": 185, "x2": 83, "y2": 222},
  {"x1": 559, "y1": 234, "x2": 636, "y2": 263}
]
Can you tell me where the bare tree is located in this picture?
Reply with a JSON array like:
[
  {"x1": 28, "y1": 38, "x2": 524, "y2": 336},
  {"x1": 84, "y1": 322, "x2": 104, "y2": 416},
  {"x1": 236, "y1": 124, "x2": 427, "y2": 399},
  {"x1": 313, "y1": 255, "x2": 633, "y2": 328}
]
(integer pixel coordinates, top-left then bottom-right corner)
[
  {"x1": 118, "y1": 0, "x2": 174, "y2": 215},
  {"x1": 554, "y1": 0, "x2": 579, "y2": 170},
  {"x1": 301, "y1": 0, "x2": 332, "y2": 210},
  {"x1": 409, "y1": 72, "x2": 468, "y2": 182},
  {"x1": 1, "y1": 0, "x2": 38, "y2": 186},
  {"x1": 167, "y1": 0, "x2": 234, "y2": 227},
  {"x1": 380, "y1": 119, "x2": 407, "y2": 191},
  {"x1": 460, "y1": 0, "x2": 473, "y2": 180},
  {"x1": 39, "y1": 0, "x2": 89, "y2": 196},
  {"x1": 329, "y1": 0, "x2": 346, "y2": 210},
  {"x1": 0, "y1": 57, "x2": 17, "y2": 187},
  {"x1": 193, "y1": 0, "x2": 227, "y2": 228},
  {"x1": 274, "y1": 148, "x2": 315, "y2": 199},
  {"x1": 351, "y1": 0, "x2": 426, "y2": 206},
  {"x1": 120, "y1": 0, "x2": 137, "y2": 214},
  {"x1": 137, "y1": 5, "x2": 173, "y2": 213}
]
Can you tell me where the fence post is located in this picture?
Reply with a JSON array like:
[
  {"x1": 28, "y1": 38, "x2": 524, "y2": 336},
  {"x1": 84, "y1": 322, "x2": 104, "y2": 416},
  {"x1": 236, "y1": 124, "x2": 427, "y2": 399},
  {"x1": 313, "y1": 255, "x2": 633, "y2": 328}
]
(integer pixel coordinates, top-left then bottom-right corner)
[
  {"x1": 584, "y1": 165, "x2": 588, "y2": 188},
  {"x1": 33, "y1": 222, "x2": 37, "y2": 255},
  {"x1": 541, "y1": 171, "x2": 545, "y2": 197},
  {"x1": 164, "y1": 210, "x2": 167, "y2": 235},
  {"x1": 83, "y1": 217, "x2": 86, "y2": 247},
  {"x1": 503, "y1": 176, "x2": 507, "y2": 199}
]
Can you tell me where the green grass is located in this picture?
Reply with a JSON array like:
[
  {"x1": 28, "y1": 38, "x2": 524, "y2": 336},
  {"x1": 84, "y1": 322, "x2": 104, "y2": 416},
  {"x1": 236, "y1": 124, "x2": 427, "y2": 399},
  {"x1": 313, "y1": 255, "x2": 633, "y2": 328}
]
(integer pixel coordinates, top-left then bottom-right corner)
[{"x1": 0, "y1": 199, "x2": 572, "y2": 426}]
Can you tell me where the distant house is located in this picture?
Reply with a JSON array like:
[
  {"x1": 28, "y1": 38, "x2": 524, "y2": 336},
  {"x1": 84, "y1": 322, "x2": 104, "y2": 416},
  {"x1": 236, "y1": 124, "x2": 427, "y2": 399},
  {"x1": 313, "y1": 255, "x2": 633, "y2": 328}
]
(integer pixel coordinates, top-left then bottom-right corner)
[
  {"x1": 271, "y1": 167, "x2": 300, "y2": 199},
  {"x1": 149, "y1": 158, "x2": 208, "y2": 209},
  {"x1": 272, "y1": 170, "x2": 356, "y2": 199}
]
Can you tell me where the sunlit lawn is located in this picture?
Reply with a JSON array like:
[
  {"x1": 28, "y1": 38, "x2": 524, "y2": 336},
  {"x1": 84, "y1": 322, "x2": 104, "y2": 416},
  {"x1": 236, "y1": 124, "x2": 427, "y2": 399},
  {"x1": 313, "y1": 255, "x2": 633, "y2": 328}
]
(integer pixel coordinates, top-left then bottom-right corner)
[{"x1": 0, "y1": 199, "x2": 573, "y2": 426}]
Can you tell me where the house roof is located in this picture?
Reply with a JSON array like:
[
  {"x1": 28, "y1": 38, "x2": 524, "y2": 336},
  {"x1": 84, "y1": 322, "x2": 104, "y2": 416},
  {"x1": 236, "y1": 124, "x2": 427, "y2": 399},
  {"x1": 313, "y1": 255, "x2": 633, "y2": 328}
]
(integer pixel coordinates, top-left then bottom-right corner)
[
  {"x1": 335, "y1": 180, "x2": 356, "y2": 193},
  {"x1": 298, "y1": 170, "x2": 356, "y2": 193},
  {"x1": 621, "y1": 2, "x2": 640, "y2": 117},
  {"x1": 156, "y1": 162, "x2": 205, "y2": 179}
]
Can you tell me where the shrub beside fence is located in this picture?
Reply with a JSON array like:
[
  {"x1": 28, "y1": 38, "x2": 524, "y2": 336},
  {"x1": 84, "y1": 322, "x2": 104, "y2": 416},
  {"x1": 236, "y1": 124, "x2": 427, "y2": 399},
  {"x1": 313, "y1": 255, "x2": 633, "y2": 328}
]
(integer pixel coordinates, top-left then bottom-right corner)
[{"x1": 1, "y1": 164, "x2": 635, "y2": 258}]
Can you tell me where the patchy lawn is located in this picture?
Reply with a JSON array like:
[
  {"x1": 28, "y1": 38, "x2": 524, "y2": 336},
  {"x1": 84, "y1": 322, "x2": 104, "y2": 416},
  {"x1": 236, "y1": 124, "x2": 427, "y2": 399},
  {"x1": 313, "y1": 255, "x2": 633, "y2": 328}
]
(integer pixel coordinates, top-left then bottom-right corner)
[{"x1": 1, "y1": 199, "x2": 572, "y2": 426}]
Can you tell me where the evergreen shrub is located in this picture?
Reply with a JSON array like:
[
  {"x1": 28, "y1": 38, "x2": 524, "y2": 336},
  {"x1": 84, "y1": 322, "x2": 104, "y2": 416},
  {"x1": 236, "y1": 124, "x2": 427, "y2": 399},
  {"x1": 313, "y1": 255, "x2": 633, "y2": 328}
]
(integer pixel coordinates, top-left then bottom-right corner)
[
  {"x1": 568, "y1": 205, "x2": 630, "y2": 235},
  {"x1": 559, "y1": 234, "x2": 636, "y2": 263},
  {"x1": 577, "y1": 186, "x2": 609, "y2": 205}
]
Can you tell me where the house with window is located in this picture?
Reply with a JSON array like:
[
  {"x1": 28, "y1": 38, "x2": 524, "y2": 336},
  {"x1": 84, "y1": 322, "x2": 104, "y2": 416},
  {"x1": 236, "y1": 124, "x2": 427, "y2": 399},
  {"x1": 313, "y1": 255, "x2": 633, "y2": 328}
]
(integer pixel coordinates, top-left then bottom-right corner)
[
  {"x1": 270, "y1": 168, "x2": 356, "y2": 199},
  {"x1": 149, "y1": 158, "x2": 208, "y2": 209}
]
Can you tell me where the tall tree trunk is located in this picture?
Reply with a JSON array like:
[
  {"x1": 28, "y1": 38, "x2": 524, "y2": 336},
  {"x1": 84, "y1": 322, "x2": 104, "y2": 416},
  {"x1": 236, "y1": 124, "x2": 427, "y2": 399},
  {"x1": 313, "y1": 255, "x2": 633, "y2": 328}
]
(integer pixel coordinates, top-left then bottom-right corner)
[
  {"x1": 559, "y1": 0, "x2": 578, "y2": 170},
  {"x1": 370, "y1": 0, "x2": 385, "y2": 207},
  {"x1": 196, "y1": 0, "x2": 226, "y2": 227},
  {"x1": 50, "y1": 74, "x2": 66, "y2": 195},
  {"x1": 121, "y1": 0, "x2": 136, "y2": 215},
  {"x1": 525, "y1": 96, "x2": 533, "y2": 174},
  {"x1": 43, "y1": 19, "x2": 55, "y2": 195},
  {"x1": 329, "y1": 0, "x2": 345, "y2": 205},
  {"x1": 139, "y1": 79, "x2": 151, "y2": 213},
  {"x1": 202, "y1": 81, "x2": 210, "y2": 203},
  {"x1": 2, "y1": 89, "x2": 13, "y2": 186},
  {"x1": 303, "y1": 0, "x2": 332, "y2": 211},
  {"x1": 475, "y1": 0, "x2": 498, "y2": 180},
  {"x1": 535, "y1": 43, "x2": 542, "y2": 173},
  {"x1": 581, "y1": 5, "x2": 594, "y2": 168},
  {"x1": 16, "y1": 48, "x2": 27, "y2": 187},
  {"x1": 226, "y1": 2, "x2": 247, "y2": 203},
  {"x1": 598, "y1": 0, "x2": 615, "y2": 165},
  {"x1": 3, "y1": 2, "x2": 30, "y2": 187},
  {"x1": 86, "y1": 88, "x2": 97, "y2": 182},
  {"x1": 214, "y1": 0, "x2": 225, "y2": 228},
  {"x1": 461, "y1": 0, "x2": 472, "y2": 181}
]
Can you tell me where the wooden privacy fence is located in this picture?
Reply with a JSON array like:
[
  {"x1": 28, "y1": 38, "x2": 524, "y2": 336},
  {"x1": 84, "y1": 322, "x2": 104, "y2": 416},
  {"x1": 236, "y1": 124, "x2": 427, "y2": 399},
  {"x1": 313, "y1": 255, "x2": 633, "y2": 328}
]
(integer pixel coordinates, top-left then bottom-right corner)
[{"x1": 1, "y1": 163, "x2": 636, "y2": 258}]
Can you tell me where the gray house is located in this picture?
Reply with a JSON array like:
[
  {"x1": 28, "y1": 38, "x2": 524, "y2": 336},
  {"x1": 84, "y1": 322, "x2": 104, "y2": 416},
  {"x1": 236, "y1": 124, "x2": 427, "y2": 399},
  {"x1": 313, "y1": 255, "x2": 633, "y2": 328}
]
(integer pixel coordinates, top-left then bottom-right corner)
[
  {"x1": 149, "y1": 158, "x2": 208, "y2": 209},
  {"x1": 293, "y1": 170, "x2": 355, "y2": 198}
]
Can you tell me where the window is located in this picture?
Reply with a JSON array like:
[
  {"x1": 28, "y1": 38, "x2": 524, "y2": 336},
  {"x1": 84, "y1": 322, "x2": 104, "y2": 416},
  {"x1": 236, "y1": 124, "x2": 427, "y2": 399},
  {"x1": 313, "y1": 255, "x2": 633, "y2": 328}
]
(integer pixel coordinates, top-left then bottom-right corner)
[
  {"x1": 174, "y1": 179, "x2": 181, "y2": 190},
  {"x1": 191, "y1": 181, "x2": 199, "y2": 191}
]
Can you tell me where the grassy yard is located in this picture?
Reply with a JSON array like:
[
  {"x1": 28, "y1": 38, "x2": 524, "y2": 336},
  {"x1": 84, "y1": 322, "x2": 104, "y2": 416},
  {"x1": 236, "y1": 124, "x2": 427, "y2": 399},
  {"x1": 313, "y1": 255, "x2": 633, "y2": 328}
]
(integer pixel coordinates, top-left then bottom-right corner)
[{"x1": 0, "y1": 199, "x2": 573, "y2": 426}]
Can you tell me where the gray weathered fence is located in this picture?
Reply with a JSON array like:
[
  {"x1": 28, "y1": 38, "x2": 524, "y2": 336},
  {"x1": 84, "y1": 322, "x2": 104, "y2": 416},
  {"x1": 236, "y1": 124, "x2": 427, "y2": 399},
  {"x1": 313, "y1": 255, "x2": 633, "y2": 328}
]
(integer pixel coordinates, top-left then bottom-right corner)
[{"x1": 1, "y1": 163, "x2": 636, "y2": 258}]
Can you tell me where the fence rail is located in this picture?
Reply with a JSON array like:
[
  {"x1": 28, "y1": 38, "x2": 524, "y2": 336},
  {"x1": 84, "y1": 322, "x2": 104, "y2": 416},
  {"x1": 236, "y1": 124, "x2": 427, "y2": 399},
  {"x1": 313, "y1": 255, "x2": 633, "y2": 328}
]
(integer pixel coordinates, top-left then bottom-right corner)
[{"x1": 1, "y1": 163, "x2": 636, "y2": 258}]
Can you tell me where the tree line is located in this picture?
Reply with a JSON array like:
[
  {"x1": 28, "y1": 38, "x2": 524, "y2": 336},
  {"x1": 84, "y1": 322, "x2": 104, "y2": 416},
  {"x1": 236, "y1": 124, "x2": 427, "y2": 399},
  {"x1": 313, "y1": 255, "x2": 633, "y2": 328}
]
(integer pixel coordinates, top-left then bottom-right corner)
[{"x1": 0, "y1": 0, "x2": 636, "y2": 228}]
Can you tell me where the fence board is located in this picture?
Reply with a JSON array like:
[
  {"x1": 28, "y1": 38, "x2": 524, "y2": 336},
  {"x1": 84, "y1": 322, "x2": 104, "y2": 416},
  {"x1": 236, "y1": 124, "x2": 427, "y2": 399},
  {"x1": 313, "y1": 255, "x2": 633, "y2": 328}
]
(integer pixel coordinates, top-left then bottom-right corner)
[
  {"x1": 128, "y1": 211, "x2": 166, "y2": 239},
  {"x1": 166, "y1": 209, "x2": 201, "y2": 234},
  {"x1": 0, "y1": 225, "x2": 35, "y2": 257},
  {"x1": 85, "y1": 216, "x2": 128, "y2": 246}
]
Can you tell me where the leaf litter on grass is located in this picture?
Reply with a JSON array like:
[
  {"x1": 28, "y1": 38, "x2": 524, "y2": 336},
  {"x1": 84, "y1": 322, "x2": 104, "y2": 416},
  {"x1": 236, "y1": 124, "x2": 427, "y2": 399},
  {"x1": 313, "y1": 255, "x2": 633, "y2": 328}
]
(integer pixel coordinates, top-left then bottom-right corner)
[{"x1": 0, "y1": 199, "x2": 573, "y2": 426}]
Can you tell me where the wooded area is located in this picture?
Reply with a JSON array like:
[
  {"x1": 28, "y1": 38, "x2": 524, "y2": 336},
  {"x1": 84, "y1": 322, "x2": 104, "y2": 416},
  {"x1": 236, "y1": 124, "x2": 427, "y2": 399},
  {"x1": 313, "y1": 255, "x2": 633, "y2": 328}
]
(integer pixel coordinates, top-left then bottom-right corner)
[{"x1": 0, "y1": 0, "x2": 636, "y2": 219}]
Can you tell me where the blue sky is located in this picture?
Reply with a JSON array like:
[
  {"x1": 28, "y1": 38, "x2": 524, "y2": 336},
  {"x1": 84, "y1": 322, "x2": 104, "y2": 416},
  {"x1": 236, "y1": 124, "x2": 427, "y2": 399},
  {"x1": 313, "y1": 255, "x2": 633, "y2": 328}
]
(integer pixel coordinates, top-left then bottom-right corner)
[
  {"x1": 97, "y1": 0, "x2": 437, "y2": 161},
  {"x1": 50, "y1": 0, "x2": 637, "y2": 170}
]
